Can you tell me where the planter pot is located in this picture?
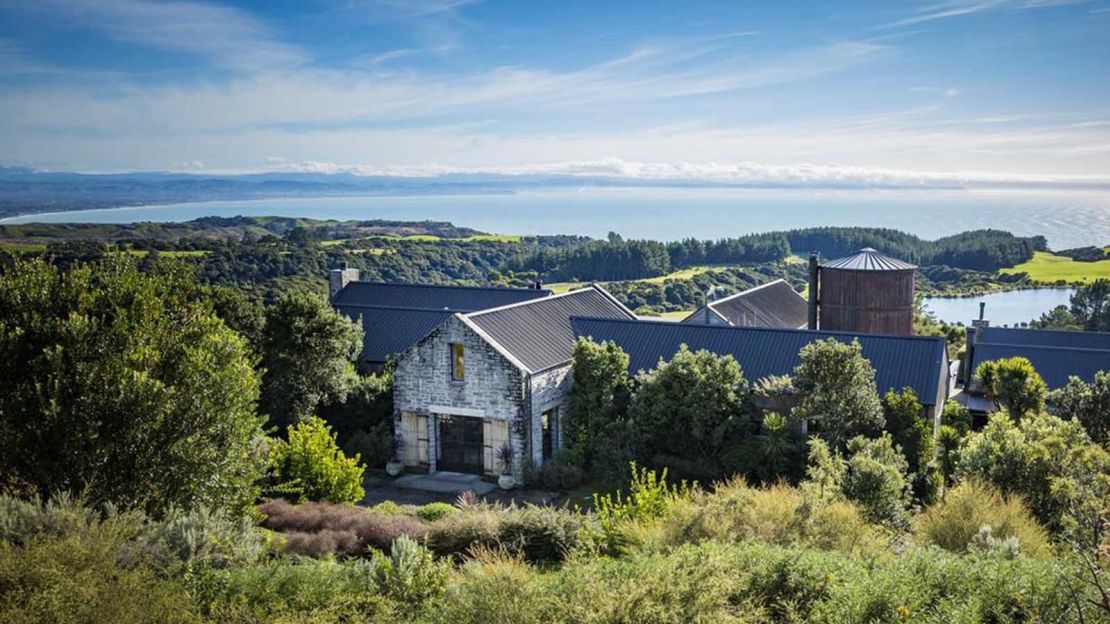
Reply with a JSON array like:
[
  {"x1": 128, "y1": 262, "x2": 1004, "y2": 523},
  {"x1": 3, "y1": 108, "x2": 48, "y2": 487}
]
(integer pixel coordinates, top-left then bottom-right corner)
[
  {"x1": 498, "y1": 473, "x2": 516, "y2": 490},
  {"x1": 386, "y1": 460, "x2": 404, "y2": 477}
]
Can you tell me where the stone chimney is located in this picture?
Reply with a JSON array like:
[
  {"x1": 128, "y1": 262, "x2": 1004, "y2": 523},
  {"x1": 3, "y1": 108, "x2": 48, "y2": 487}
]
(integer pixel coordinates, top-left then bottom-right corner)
[{"x1": 328, "y1": 262, "x2": 360, "y2": 300}]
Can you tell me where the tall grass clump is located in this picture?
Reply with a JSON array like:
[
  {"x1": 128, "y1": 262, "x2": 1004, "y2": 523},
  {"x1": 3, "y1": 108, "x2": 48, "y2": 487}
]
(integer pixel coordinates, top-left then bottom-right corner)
[{"x1": 916, "y1": 479, "x2": 1053, "y2": 559}]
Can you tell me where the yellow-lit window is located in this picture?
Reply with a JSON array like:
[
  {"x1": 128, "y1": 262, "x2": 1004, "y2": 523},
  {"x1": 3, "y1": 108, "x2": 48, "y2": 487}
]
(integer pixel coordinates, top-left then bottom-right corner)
[{"x1": 450, "y1": 343, "x2": 465, "y2": 381}]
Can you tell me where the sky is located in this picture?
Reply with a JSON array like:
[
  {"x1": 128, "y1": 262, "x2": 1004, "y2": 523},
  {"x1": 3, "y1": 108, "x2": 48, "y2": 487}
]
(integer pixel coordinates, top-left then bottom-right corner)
[{"x1": 0, "y1": 0, "x2": 1108, "y2": 190}]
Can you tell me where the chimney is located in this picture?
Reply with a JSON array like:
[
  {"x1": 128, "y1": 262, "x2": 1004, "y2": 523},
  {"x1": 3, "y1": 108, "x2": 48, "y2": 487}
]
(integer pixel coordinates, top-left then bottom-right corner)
[
  {"x1": 533, "y1": 279, "x2": 543, "y2": 290},
  {"x1": 807, "y1": 252, "x2": 820, "y2": 330},
  {"x1": 978, "y1": 302, "x2": 986, "y2": 321},
  {"x1": 328, "y1": 262, "x2": 360, "y2": 300}
]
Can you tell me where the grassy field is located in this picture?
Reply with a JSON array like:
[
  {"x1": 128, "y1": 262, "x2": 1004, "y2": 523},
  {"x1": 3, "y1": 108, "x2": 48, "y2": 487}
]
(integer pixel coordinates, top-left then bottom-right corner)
[
  {"x1": 1000, "y1": 251, "x2": 1110, "y2": 283},
  {"x1": 0, "y1": 242, "x2": 46, "y2": 253},
  {"x1": 640, "y1": 310, "x2": 692, "y2": 320},
  {"x1": 546, "y1": 264, "x2": 741, "y2": 294},
  {"x1": 322, "y1": 233, "x2": 522, "y2": 245}
]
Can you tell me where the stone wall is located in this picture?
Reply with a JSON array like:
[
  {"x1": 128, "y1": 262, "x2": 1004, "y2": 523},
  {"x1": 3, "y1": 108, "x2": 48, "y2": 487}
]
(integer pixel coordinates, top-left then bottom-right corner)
[
  {"x1": 526, "y1": 364, "x2": 573, "y2": 466},
  {"x1": 393, "y1": 315, "x2": 529, "y2": 477}
]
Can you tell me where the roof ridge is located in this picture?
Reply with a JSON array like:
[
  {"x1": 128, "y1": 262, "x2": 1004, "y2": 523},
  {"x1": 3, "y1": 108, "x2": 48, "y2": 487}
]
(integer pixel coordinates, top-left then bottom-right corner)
[
  {"x1": 464, "y1": 285, "x2": 601, "y2": 318},
  {"x1": 572, "y1": 315, "x2": 945, "y2": 343},
  {"x1": 983, "y1": 326, "x2": 1110, "y2": 338},
  {"x1": 705, "y1": 278, "x2": 798, "y2": 307},
  {"x1": 343, "y1": 280, "x2": 551, "y2": 295},
  {"x1": 333, "y1": 303, "x2": 468, "y2": 312},
  {"x1": 976, "y1": 341, "x2": 1110, "y2": 355}
]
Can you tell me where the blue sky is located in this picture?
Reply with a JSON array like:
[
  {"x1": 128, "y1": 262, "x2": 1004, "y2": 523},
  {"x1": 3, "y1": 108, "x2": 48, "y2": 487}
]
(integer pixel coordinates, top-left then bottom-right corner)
[{"x1": 0, "y1": 0, "x2": 1108, "y2": 189}]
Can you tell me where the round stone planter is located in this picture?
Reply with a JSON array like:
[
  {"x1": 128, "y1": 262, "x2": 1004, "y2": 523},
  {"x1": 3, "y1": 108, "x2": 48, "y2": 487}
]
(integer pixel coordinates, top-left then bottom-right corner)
[
  {"x1": 498, "y1": 473, "x2": 516, "y2": 490},
  {"x1": 386, "y1": 460, "x2": 404, "y2": 478}
]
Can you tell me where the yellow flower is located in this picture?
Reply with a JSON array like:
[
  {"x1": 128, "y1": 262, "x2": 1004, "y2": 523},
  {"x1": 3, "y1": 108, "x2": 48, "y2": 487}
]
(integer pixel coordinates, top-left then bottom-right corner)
[{"x1": 896, "y1": 605, "x2": 911, "y2": 618}]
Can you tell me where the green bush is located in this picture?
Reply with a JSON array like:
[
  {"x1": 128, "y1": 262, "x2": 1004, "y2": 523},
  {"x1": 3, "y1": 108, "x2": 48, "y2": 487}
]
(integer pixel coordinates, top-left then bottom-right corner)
[
  {"x1": 415, "y1": 502, "x2": 458, "y2": 522},
  {"x1": 425, "y1": 508, "x2": 501, "y2": 560},
  {"x1": 527, "y1": 451, "x2": 586, "y2": 490},
  {"x1": 193, "y1": 557, "x2": 395, "y2": 621},
  {"x1": 136, "y1": 504, "x2": 270, "y2": 571},
  {"x1": 916, "y1": 480, "x2": 1052, "y2": 559},
  {"x1": 370, "y1": 535, "x2": 448, "y2": 605},
  {"x1": 269, "y1": 417, "x2": 366, "y2": 504},
  {"x1": 498, "y1": 505, "x2": 581, "y2": 564},
  {"x1": 840, "y1": 434, "x2": 911, "y2": 529},
  {"x1": 373, "y1": 500, "x2": 405, "y2": 515},
  {"x1": 0, "y1": 493, "x2": 101, "y2": 546},
  {"x1": 0, "y1": 511, "x2": 201, "y2": 624}
]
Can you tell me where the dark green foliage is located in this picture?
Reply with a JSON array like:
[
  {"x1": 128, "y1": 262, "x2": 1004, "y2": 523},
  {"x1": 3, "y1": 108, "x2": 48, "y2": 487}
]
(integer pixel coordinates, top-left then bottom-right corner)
[
  {"x1": 565, "y1": 338, "x2": 632, "y2": 473},
  {"x1": 259, "y1": 293, "x2": 363, "y2": 428},
  {"x1": 629, "y1": 346, "x2": 750, "y2": 481},
  {"x1": 0, "y1": 257, "x2": 265, "y2": 516},
  {"x1": 786, "y1": 227, "x2": 1039, "y2": 271},
  {"x1": 883, "y1": 388, "x2": 936, "y2": 502},
  {"x1": 268, "y1": 417, "x2": 366, "y2": 504},
  {"x1": 957, "y1": 413, "x2": 1110, "y2": 543},
  {"x1": 974, "y1": 356, "x2": 1048, "y2": 420},
  {"x1": 320, "y1": 371, "x2": 395, "y2": 468},
  {"x1": 424, "y1": 508, "x2": 501, "y2": 560},
  {"x1": 792, "y1": 338, "x2": 884, "y2": 448},
  {"x1": 525, "y1": 451, "x2": 586, "y2": 490},
  {"x1": 840, "y1": 434, "x2": 912, "y2": 529},
  {"x1": 1068, "y1": 279, "x2": 1110, "y2": 330},
  {"x1": 1050, "y1": 371, "x2": 1110, "y2": 444},
  {"x1": 204, "y1": 284, "x2": 265, "y2": 348},
  {"x1": 498, "y1": 505, "x2": 581, "y2": 564}
]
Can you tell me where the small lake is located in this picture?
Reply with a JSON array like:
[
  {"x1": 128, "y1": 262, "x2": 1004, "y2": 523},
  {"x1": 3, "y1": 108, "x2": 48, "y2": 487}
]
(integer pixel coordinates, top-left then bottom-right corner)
[{"x1": 922, "y1": 288, "x2": 1075, "y2": 326}]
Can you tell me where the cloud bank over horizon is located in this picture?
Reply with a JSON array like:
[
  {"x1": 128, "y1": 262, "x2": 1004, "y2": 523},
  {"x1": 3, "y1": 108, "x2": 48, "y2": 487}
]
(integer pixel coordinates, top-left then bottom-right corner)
[{"x1": 0, "y1": 0, "x2": 1107, "y2": 191}]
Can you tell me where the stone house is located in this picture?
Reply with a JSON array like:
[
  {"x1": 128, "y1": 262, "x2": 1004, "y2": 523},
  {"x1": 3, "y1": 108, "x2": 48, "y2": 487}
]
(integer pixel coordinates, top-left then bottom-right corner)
[{"x1": 392, "y1": 285, "x2": 636, "y2": 479}]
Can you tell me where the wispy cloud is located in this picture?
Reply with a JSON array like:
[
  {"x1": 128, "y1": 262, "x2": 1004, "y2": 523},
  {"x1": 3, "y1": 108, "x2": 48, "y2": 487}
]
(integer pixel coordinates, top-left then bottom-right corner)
[
  {"x1": 0, "y1": 0, "x2": 304, "y2": 71},
  {"x1": 879, "y1": 0, "x2": 1090, "y2": 29}
]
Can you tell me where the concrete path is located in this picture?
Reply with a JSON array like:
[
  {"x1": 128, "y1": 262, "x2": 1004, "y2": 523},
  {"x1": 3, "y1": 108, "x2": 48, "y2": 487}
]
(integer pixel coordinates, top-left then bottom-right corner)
[{"x1": 393, "y1": 471, "x2": 496, "y2": 496}]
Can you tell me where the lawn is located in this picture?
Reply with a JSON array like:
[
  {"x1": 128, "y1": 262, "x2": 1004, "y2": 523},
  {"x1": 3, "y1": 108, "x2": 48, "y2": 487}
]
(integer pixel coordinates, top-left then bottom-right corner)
[
  {"x1": 0, "y1": 242, "x2": 46, "y2": 253},
  {"x1": 1000, "y1": 251, "x2": 1110, "y2": 284},
  {"x1": 638, "y1": 309, "x2": 692, "y2": 320},
  {"x1": 546, "y1": 265, "x2": 740, "y2": 294}
]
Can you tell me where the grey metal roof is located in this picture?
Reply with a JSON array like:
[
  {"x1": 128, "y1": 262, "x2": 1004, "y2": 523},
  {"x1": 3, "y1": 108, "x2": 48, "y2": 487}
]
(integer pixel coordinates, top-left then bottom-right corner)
[
  {"x1": 970, "y1": 342, "x2": 1110, "y2": 389},
  {"x1": 332, "y1": 281, "x2": 550, "y2": 311},
  {"x1": 822, "y1": 247, "x2": 917, "y2": 272},
  {"x1": 968, "y1": 326, "x2": 1110, "y2": 389},
  {"x1": 336, "y1": 305, "x2": 454, "y2": 364},
  {"x1": 684, "y1": 279, "x2": 808, "y2": 329},
  {"x1": 978, "y1": 326, "x2": 1110, "y2": 351},
  {"x1": 572, "y1": 317, "x2": 947, "y2": 405},
  {"x1": 466, "y1": 286, "x2": 637, "y2": 372}
]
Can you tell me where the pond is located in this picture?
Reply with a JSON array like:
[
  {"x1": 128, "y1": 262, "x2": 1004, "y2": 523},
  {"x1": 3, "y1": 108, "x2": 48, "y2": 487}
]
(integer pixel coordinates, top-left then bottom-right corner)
[{"x1": 922, "y1": 288, "x2": 1075, "y2": 326}]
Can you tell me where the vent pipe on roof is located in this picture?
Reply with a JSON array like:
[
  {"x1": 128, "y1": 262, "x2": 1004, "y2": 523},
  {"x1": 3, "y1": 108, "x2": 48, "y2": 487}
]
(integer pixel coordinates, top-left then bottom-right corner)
[
  {"x1": 979, "y1": 302, "x2": 986, "y2": 321},
  {"x1": 807, "y1": 252, "x2": 820, "y2": 330}
]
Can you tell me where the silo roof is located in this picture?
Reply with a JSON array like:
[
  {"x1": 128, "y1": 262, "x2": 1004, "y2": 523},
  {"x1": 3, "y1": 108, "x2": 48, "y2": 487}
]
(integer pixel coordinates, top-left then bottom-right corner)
[{"x1": 822, "y1": 247, "x2": 917, "y2": 271}]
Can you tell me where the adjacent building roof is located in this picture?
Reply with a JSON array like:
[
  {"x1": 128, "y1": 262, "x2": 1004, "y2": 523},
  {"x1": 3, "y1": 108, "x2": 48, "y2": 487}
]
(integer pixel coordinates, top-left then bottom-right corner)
[
  {"x1": 822, "y1": 247, "x2": 917, "y2": 272},
  {"x1": 335, "y1": 305, "x2": 454, "y2": 365},
  {"x1": 465, "y1": 285, "x2": 637, "y2": 372},
  {"x1": 682, "y1": 279, "x2": 808, "y2": 329},
  {"x1": 332, "y1": 281, "x2": 550, "y2": 364},
  {"x1": 967, "y1": 326, "x2": 1110, "y2": 389},
  {"x1": 332, "y1": 281, "x2": 550, "y2": 311},
  {"x1": 572, "y1": 317, "x2": 948, "y2": 406}
]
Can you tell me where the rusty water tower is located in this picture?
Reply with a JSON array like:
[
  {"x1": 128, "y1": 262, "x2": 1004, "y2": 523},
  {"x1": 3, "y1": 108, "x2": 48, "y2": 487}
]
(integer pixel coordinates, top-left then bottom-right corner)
[{"x1": 807, "y1": 247, "x2": 917, "y2": 335}]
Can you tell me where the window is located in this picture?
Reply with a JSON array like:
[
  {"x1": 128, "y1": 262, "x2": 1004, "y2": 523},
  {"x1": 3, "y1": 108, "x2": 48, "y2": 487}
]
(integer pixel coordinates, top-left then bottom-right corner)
[
  {"x1": 541, "y1": 407, "x2": 557, "y2": 460},
  {"x1": 450, "y1": 343, "x2": 465, "y2": 381}
]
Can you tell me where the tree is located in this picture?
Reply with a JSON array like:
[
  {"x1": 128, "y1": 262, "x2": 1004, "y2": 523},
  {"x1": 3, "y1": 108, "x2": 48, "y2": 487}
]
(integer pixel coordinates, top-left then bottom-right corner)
[
  {"x1": 1049, "y1": 371, "x2": 1110, "y2": 445},
  {"x1": 260, "y1": 293, "x2": 363, "y2": 428},
  {"x1": 269, "y1": 417, "x2": 365, "y2": 503},
  {"x1": 840, "y1": 434, "x2": 912, "y2": 529},
  {"x1": 205, "y1": 285, "x2": 265, "y2": 349},
  {"x1": 792, "y1": 338, "x2": 883, "y2": 448},
  {"x1": 629, "y1": 345, "x2": 750, "y2": 479},
  {"x1": 883, "y1": 388, "x2": 936, "y2": 503},
  {"x1": 0, "y1": 257, "x2": 265, "y2": 515},
  {"x1": 565, "y1": 338, "x2": 632, "y2": 471},
  {"x1": 1069, "y1": 279, "x2": 1110, "y2": 331},
  {"x1": 957, "y1": 413, "x2": 1110, "y2": 544},
  {"x1": 974, "y1": 357, "x2": 1048, "y2": 421}
]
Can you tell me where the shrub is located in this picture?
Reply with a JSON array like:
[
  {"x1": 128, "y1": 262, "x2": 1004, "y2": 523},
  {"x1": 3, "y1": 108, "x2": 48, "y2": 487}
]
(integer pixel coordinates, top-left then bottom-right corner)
[
  {"x1": 258, "y1": 499, "x2": 427, "y2": 557},
  {"x1": 916, "y1": 480, "x2": 1052, "y2": 559},
  {"x1": 373, "y1": 500, "x2": 405, "y2": 516},
  {"x1": 425, "y1": 508, "x2": 501, "y2": 560},
  {"x1": 268, "y1": 417, "x2": 366, "y2": 504},
  {"x1": 0, "y1": 512, "x2": 201, "y2": 624},
  {"x1": 193, "y1": 557, "x2": 395, "y2": 621},
  {"x1": 840, "y1": 434, "x2": 911, "y2": 529},
  {"x1": 371, "y1": 535, "x2": 448, "y2": 604},
  {"x1": 974, "y1": 356, "x2": 1048, "y2": 420},
  {"x1": 498, "y1": 505, "x2": 581, "y2": 564},
  {"x1": 590, "y1": 463, "x2": 694, "y2": 554},
  {"x1": 135, "y1": 504, "x2": 270, "y2": 571},
  {"x1": 415, "y1": 502, "x2": 458, "y2": 523},
  {"x1": 526, "y1": 451, "x2": 586, "y2": 490},
  {"x1": 0, "y1": 493, "x2": 102, "y2": 546}
]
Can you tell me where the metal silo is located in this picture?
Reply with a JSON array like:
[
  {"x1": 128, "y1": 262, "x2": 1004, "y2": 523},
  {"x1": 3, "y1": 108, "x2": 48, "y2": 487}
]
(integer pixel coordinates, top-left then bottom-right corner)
[{"x1": 811, "y1": 247, "x2": 916, "y2": 335}]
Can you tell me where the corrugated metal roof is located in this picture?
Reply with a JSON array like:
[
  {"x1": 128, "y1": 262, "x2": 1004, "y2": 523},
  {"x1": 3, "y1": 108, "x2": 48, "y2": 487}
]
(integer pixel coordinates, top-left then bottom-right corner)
[
  {"x1": 332, "y1": 281, "x2": 550, "y2": 311},
  {"x1": 466, "y1": 286, "x2": 637, "y2": 372},
  {"x1": 978, "y1": 326, "x2": 1110, "y2": 351},
  {"x1": 572, "y1": 317, "x2": 947, "y2": 405},
  {"x1": 822, "y1": 247, "x2": 917, "y2": 272},
  {"x1": 335, "y1": 305, "x2": 454, "y2": 364},
  {"x1": 970, "y1": 342, "x2": 1110, "y2": 389},
  {"x1": 683, "y1": 279, "x2": 808, "y2": 329},
  {"x1": 967, "y1": 327, "x2": 1110, "y2": 389}
]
